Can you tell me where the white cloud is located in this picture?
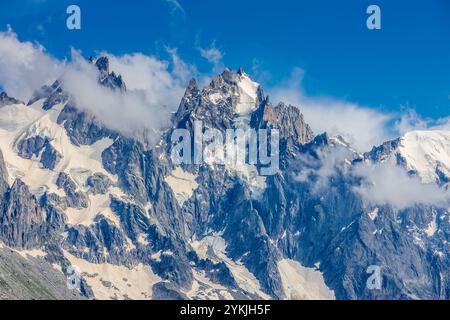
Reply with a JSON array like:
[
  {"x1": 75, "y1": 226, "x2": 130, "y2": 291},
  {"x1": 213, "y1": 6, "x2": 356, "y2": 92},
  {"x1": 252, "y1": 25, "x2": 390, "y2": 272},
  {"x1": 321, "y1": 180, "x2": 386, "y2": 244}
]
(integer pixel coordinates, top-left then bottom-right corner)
[
  {"x1": 395, "y1": 108, "x2": 450, "y2": 135},
  {"x1": 251, "y1": 58, "x2": 271, "y2": 84},
  {"x1": 165, "y1": 47, "x2": 199, "y2": 83},
  {"x1": 270, "y1": 68, "x2": 450, "y2": 154},
  {"x1": 0, "y1": 29, "x2": 196, "y2": 145},
  {"x1": 0, "y1": 27, "x2": 63, "y2": 100},
  {"x1": 106, "y1": 50, "x2": 191, "y2": 112},
  {"x1": 199, "y1": 47, "x2": 223, "y2": 65},
  {"x1": 353, "y1": 161, "x2": 450, "y2": 210},
  {"x1": 295, "y1": 145, "x2": 353, "y2": 193},
  {"x1": 198, "y1": 42, "x2": 224, "y2": 73},
  {"x1": 60, "y1": 50, "x2": 186, "y2": 145},
  {"x1": 270, "y1": 68, "x2": 395, "y2": 152},
  {"x1": 295, "y1": 144, "x2": 450, "y2": 209}
]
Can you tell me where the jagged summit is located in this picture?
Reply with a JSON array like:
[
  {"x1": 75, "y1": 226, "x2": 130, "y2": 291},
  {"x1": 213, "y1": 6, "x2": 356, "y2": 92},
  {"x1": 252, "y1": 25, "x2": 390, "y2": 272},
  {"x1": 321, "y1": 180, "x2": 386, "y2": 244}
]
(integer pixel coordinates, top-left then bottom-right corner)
[
  {"x1": 92, "y1": 56, "x2": 126, "y2": 92},
  {"x1": 95, "y1": 56, "x2": 110, "y2": 73},
  {"x1": 27, "y1": 80, "x2": 68, "y2": 110},
  {"x1": 0, "y1": 92, "x2": 23, "y2": 107},
  {"x1": 174, "y1": 68, "x2": 313, "y2": 146}
]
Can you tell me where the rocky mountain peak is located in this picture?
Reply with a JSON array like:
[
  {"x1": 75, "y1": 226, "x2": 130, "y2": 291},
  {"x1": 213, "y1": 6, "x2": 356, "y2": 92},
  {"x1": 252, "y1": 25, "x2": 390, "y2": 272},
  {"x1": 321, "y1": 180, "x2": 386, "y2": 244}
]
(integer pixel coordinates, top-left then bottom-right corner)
[
  {"x1": 251, "y1": 99, "x2": 314, "y2": 147},
  {"x1": 95, "y1": 56, "x2": 110, "y2": 73},
  {"x1": 27, "y1": 80, "x2": 68, "y2": 110},
  {"x1": 94, "y1": 56, "x2": 126, "y2": 92},
  {"x1": 183, "y1": 78, "x2": 199, "y2": 98},
  {"x1": 0, "y1": 91, "x2": 23, "y2": 107},
  {"x1": 173, "y1": 68, "x2": 313, "y2": 150}
]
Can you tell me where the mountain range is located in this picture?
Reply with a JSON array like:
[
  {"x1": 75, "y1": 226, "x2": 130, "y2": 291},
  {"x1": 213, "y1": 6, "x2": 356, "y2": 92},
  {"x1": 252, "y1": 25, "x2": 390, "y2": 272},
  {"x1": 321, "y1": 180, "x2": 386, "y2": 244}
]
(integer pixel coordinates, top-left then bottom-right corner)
[{"x1": 0, "y1": 57, "x2": 448, "y2": 300}]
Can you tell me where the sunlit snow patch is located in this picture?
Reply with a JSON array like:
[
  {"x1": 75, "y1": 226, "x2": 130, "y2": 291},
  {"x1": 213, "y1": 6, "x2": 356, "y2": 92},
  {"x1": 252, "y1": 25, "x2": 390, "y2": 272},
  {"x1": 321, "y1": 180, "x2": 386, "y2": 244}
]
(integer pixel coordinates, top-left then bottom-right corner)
[
  {"x1": 64, "y1": 250, "x2": 161, "y2": 300},
  {"x1": 234, "y1": 73, "x2": 259, "y2": 116},
  {"x1": 368, "y1": 208, "x2": 379, "y2": 221},
  {"x1": 190, "y1": 236, "x2": 271, "y2": 299},
  {"x1": 0, "y1": 101, "x2": 115, "y2": 195},
  {"x1": 398, "y1": 131, "x2": 450, "y2": 183},
  {"x1": 165, "y1": 167, "x2": 199, "y2": 207},
  {"x1": 277, "y1": 259, "x2": 335, "y2": 300}
]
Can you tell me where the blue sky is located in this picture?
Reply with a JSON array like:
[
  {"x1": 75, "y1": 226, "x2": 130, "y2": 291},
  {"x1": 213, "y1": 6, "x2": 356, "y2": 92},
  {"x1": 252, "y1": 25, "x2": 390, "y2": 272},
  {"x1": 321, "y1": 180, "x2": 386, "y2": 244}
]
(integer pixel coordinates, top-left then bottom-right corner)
[{"x1": 0, "y1": 0, "x2": 449, "y2": 122}]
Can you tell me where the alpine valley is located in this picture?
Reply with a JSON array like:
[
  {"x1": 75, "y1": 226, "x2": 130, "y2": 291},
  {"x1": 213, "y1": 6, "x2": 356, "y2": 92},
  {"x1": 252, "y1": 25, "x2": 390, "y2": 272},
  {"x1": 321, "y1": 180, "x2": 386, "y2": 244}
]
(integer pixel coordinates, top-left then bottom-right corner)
[{"x1": 0, "y1": 57, "x2": 448, "y2": 300}]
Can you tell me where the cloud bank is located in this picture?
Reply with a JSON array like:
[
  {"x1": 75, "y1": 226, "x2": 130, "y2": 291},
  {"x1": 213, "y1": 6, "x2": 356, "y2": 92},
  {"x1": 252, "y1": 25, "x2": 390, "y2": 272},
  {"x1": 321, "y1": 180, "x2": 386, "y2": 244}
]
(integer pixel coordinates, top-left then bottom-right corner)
[
  {"x1": 61, "y1": 50, "x2": 190, "y2": 143},
  {"x1": 270, "y1": 68, "x2": 394, "y2": 152},
  {"x1": 0, "y1": 29, "x2": 195, "y2": 144},
  {"x1": 295, "y1": 145, "x2": 450, "y2": 210},
  {"x1": 295, "y1": 145, "x2": 354, "y2": 194},
  {"x1": 270, "y1": 68, "x2": 450, "y2": 154},
  {"x1": 353, "y1": 162, "x2": 450, "y2": 210},
  {"x1": 0, "y1": 27, "x2": 63, "y2": 101}
]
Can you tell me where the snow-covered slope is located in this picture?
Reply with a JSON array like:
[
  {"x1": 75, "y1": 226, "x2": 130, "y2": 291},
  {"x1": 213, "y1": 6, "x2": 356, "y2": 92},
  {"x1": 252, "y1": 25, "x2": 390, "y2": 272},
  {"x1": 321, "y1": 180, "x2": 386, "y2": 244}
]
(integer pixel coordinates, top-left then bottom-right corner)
[
  {"x1": 277, "y1": 259, "x2": 335, "y2": 300},
  {"x1": 0, "y1": 101, "x2": 115, "y2": 193},
  {"x1": 398, "y1": 131, "x2": 450, "y2": 183},
  {"x1": 234, "y1": 72, "x2": 260, "y2": 116},
  {"x1": 366, "y1": 130, "x2": 450, "y2": 184}
]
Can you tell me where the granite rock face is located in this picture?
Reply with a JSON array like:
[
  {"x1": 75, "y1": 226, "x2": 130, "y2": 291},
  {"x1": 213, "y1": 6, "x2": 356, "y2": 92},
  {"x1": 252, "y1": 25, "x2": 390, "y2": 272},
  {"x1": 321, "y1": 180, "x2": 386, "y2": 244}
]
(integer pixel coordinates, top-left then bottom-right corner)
[
  {"x1": 94, "y1": 56, "x2": 127, "y2": 92},
  {"x1": 0, "y1": 150, "x2": 9, "y2": 196},
  {"x1": 28, "y1": 80, "x2": 69, "y2": 110},
  {"x1": 56, "y1": 173, "x2": 89, "y2": 209},
  {"x1": 17, "y1": 135, "x2": 62, "y2": 170},
  {"x1": 86, "y1": 173, "x2": 113, "y2": 195},
  {"x1": 0, "y1": 179, "x2": 65, "y2": 249}
]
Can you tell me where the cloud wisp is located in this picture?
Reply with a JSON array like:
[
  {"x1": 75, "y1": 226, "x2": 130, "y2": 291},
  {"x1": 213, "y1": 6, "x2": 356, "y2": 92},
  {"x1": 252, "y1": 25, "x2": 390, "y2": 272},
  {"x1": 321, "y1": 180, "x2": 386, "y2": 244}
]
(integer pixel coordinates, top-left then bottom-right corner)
[
  {"x1": 61, "y1": 50, "x2": 192, "y2": 144},
  {"x1": 395, "y1": 108, "x2": 450, "y2": 135},
  {"x1": 197, "y1": 41, "x2": 225, "y2": 74}
]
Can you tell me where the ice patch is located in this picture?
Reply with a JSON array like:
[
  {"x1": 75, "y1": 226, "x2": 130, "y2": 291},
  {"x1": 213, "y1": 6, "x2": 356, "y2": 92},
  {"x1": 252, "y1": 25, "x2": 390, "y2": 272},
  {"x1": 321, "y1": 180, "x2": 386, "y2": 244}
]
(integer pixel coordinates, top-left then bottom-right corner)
[
  {"x1": 234, "y1": 73, "x2": 259, "y2": 116},
  {"x1": 165, "y1": 167, "x2": 199, "y2": 207},
  {"x1": 64, "y1": 250, "x2": 161, "y2": 300},
  {"x1": 137, "y1": 234, "x2": 149, "y2": 246},
  {"x1": 190, "y1": 236, "x2": 271, "y2": 299},
  {"x1": 65, "y1": 187, "x2": 124, "y2": 227},
  {"x1": 277, "y1": 259, "x2": 335, "y2": 300},
  {"x1": 151, "y1": 250, "x2": 162, "y2": 262},
  {"x1": 184, "y1": 269, "x2": 235, "y2": 300},
  {"x1": 16, "y1": 248, "x2": 46, "y2": 259},
  {"x1": 368, "y1": 208, "x2": 379, "y2": 221},
  {"x1": 235, "y1": 163, "x2": 266, "y2": 199},
  {"x1": 0, "y1": 101, "x2": 115, "y2": 196},
  {"x1": 398, "y1": 131, "x2": 450, "y2": 183},
  {"x1": 209, "y1": 92, "x2": 223, "y2": 104},
  {"x1": 425, "y1": 212, "x2": 437, "y2": 237}
]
